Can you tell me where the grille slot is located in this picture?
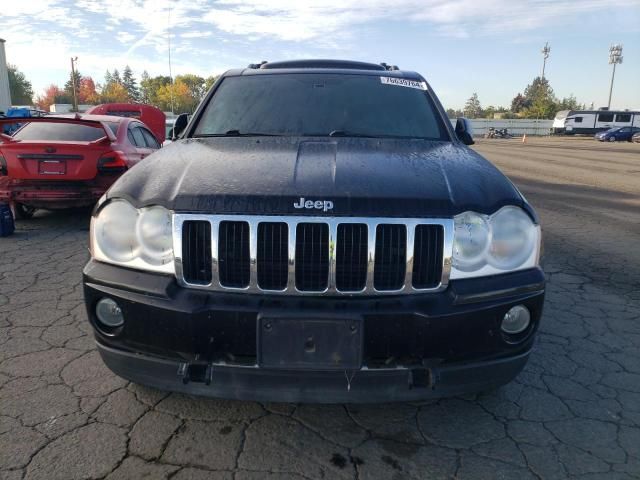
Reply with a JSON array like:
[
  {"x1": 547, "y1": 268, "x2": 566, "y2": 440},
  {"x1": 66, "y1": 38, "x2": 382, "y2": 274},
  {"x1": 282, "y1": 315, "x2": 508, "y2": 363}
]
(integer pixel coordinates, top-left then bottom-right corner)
[
  {"x1": 374, "y1": 224, "x2": 407, "y2": 291},
  {"x1": 336, "y1": 223, "x2": 368, "y2": 291},
  {"x1": 218, "y1": 221, "x2": 250, "y2": 288},
  {"x1": 295, "y1": 223, "x2": 329, "y2": 291},
  {"x1": 257, "y1": 222, "x2": 289, "y2": 290},
  {"x1": 181, "y1": 221, "x2": 212, "y2": 284},
  {"x1": 412, "y1": 225, "x2": 444, "y2": 289}
]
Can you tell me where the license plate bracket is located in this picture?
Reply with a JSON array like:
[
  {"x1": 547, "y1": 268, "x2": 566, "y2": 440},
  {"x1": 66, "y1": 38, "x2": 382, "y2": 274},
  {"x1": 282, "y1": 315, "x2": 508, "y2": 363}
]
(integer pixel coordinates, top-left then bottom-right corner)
[
  {"x1": 258, "y1": 316, "x2": 363, "y2": 370},
  {"x1": 38, "y1": 160, "x2": 66, "y2": 175}
]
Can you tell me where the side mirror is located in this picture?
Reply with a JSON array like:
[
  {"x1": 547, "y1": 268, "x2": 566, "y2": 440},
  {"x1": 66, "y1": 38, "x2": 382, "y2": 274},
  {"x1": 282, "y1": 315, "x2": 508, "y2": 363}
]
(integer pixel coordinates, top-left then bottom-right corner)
[
  {"x1": 455, "y1": 117, "x2": 475, "y2": 145},
  {"x1": 172, "y1": 113, "x2": 189, "y2": 140}
]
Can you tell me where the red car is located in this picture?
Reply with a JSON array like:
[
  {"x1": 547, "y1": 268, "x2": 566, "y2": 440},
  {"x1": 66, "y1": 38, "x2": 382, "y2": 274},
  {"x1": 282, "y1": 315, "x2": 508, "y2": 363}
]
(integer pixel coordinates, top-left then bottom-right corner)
[{"x1": 0, "y1": 115, "x2": 160, "y2": 218}]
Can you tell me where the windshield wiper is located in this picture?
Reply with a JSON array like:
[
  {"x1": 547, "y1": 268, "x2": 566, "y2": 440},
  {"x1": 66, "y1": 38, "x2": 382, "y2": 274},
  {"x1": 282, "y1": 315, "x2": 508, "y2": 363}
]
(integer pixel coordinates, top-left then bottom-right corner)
[
  {"x1": 193, "y1": 130, "x2": 279, "y2": 137},
  {"x1": 327, "y1": 130, "x2": 430, "y2": 140},
  {"x1": 328, "y1": 130, "x2": 377, "y2": 138}
]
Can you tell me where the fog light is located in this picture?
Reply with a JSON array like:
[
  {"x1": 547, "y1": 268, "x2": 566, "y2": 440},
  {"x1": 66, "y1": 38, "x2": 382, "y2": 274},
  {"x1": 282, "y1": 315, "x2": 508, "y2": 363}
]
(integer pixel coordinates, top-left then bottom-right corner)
[
  {"x1": 96, "y1": 298, "x2": 124, "y2": 328},
  {"x1": 501, "y1": 305, "x2": 530, "y2": 335}
]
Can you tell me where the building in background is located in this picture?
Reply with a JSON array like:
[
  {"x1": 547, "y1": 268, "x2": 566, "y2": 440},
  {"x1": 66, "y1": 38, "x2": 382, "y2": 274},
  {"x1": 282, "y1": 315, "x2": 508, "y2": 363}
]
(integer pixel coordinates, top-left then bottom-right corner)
[{"x1": 0, "y1": 39, "x2": 12, "y2": 113}]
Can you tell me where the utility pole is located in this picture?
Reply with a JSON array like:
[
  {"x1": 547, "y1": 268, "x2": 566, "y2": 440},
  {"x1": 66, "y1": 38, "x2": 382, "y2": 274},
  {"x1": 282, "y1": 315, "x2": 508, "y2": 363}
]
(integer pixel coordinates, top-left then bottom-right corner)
[
  {"x1": 70, "y1": 56, "x2": 78, "y2": 112},
  {"x1": 607, "y1": 44, "x2": 623, "y2": 109},
  {"x1": 167, "y1": 6, "x2": 175, "y2": 114},
  {"x1": 541, "y1": 42, "x2": 550, "y2": 79}
]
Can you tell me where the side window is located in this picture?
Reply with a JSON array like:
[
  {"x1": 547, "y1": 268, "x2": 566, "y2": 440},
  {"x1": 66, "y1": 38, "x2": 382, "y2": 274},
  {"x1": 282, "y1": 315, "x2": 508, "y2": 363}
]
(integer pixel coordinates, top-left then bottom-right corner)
[
  {"x1": 616, "y1": 114, "x2": 631, "y2": 123},
  {"x1": 130, "y1": 126, "x2": 146, "y2": 147},
  {"x1": 574, "y1": 117, "x2": 583, "y2": 123},
  {"x1": 598, "y1": 113, "x2": 614, "y2": 123},
  {"x1": 127, "y1": 130, "x2": 136, "y2": 145},
  {"x1": 140, "y1": 128, "x2": 160, "y2": 149}
]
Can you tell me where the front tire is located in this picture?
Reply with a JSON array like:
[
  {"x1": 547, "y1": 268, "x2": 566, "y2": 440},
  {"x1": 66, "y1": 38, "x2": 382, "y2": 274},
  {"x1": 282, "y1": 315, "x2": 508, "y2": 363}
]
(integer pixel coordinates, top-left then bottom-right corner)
[
  {"x1": 608, "y1": 136, "x2": 616, "y2": 142},
  {"x1": 14, "y1": 203, "x2": 36, "y2": 220}
]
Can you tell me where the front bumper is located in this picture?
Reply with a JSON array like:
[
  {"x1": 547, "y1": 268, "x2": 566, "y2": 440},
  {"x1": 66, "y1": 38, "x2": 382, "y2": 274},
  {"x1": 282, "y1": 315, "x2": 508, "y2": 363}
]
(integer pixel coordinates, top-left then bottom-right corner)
[{"x1": 83, "y1": 260, "x2": 545, "y2": 403}]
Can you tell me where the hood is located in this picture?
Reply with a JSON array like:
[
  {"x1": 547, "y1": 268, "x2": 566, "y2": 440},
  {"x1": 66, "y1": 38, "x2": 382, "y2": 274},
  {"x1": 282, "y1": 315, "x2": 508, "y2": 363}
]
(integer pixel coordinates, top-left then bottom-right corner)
[{"x1": 107, "y1": 137, "x2": 524, "y2": 217}]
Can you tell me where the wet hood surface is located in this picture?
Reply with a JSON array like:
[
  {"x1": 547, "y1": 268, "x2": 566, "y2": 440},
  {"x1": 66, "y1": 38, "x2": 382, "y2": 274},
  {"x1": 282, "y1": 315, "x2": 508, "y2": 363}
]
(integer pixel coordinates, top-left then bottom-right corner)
[{"x1": 107, "y1": 137, "x2": 524, "y2": 217}]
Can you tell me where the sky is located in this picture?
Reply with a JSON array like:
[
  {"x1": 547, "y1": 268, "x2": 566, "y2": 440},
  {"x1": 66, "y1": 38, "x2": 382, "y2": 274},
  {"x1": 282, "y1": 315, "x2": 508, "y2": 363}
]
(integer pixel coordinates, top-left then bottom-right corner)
[{"x1": 1, "y1": 0, "x2": 639, "y2": 110}]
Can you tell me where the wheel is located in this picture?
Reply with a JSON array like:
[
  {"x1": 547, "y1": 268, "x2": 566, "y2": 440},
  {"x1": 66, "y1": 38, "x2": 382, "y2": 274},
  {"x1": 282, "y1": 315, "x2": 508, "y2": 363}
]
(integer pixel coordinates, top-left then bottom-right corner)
[
  {"x1": 608, "y1": 136, "x2": 616, "y2": 142},
  {"x1": 14, "y1": 203, "x2": 36, "y2": 219}
]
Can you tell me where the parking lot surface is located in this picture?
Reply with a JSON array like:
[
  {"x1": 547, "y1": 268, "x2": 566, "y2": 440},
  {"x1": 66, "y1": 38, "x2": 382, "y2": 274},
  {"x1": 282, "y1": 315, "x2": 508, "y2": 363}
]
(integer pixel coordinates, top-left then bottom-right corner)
[{"x1": 1, "y1": 137, "x2": 639, "y2": 479}]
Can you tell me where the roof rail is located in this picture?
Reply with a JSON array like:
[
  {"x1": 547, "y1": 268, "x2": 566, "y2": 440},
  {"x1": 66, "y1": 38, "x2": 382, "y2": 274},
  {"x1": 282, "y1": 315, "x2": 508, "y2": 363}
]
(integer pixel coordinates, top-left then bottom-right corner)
[
  {"x1": 258, "y1": 59, "x2": 387, "y2": 71},
  {"x1": 247, "y1": 61, "x2": 268, "y2": 69},
  {"x1": 379, "y1": 63, "x2": 399, "y2": 71}
]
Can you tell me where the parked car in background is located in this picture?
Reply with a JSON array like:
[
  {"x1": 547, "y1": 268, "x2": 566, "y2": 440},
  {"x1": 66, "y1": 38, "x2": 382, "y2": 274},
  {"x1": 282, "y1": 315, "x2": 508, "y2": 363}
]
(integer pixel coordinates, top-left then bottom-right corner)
[
  {"x1": 85, "y1": 103, "x2": 165, "y2": 146},
  {"x1": 595, "y1": 126, "x2": 640, "y2": 142},
  {"x1": 0, "y1": 115, "x2": 160, "y2": 218}
]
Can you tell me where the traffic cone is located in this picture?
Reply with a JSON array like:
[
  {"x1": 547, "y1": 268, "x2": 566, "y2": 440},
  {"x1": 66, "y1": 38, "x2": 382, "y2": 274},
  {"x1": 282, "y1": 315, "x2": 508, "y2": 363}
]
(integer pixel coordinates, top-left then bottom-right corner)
[{"x1": 522, "y1": 134, "x2": 527, "y2": 143}]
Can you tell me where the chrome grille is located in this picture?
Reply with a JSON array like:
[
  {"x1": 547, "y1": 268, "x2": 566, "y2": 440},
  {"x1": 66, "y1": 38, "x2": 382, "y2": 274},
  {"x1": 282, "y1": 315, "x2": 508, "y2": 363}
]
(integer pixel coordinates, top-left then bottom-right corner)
[{"x1": 173, "y1": 215, "x2": 453, "y2": 295}]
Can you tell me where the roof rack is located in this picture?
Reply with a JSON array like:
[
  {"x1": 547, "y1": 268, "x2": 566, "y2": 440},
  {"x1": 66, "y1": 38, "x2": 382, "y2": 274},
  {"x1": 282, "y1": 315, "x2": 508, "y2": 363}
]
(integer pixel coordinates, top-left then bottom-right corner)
[{"x1": 250, "y1": 59, "x2": 389, "y2": 71}]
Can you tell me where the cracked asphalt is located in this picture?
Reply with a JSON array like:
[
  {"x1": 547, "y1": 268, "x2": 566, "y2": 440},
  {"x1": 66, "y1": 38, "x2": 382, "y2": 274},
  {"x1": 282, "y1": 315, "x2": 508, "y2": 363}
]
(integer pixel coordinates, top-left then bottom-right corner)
[{"x1": 1, "y1": 137, "x2": 639, "y2": 479}]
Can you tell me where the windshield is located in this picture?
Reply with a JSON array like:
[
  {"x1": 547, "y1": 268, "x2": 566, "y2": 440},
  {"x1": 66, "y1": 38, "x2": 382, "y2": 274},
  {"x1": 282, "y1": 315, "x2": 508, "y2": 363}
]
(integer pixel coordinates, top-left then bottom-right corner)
[
  {"x1": 12, "y1": 122, "x2": 111, "y2": 141},
  {"x1": 194, "y1": 74, "x2": 449, "y2": 140}
]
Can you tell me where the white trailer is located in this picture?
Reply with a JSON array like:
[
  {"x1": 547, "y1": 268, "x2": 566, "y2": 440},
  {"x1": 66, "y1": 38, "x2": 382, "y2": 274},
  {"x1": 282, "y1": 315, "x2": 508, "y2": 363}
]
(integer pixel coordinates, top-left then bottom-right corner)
[{"x1": 553, "y1": 109, "x2": 640, "y2": 135}]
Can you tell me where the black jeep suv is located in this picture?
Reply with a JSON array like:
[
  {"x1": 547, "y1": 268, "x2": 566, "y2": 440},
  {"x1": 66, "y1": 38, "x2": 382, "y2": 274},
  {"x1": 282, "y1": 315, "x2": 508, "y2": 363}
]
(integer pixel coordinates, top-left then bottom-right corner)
[{"x1": 83, "y1": 60, "x2": 545, "y2": 403}]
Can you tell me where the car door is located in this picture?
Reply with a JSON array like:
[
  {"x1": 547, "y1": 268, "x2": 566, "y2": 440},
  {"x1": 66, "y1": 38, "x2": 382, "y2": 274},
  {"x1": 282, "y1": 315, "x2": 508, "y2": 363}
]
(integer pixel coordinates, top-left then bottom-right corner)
[
  {"x1": 127, "y1": 124, "x2": 153, "y2": 166},
  {"x1": 140, "y1": 127, "x2": 161, "y2": 152}
]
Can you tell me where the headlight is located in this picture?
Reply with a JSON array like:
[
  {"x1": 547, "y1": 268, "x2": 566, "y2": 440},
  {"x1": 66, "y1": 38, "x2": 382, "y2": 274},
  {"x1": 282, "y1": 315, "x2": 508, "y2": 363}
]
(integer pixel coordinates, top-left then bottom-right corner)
[
  {"x1": 91, "y1": 200, "x2": 174, "y2": 274},
  {"x1": 451, "y1": 206, "x2": 540, "y2": 279},
  {"x1": 452, "y1": 211, "x2": 490, "y2": 271}
]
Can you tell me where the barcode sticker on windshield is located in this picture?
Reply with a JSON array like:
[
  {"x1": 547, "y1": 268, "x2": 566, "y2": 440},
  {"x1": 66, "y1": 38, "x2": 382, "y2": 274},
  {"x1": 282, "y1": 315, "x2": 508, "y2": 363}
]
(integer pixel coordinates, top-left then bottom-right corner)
[{"x1": 380, "y1": 77, "x2": 427, "y2": 90}]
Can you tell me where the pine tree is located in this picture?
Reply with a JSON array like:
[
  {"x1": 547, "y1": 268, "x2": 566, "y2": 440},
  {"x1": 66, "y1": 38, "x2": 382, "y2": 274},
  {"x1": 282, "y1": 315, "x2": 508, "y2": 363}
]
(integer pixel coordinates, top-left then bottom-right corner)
[
  {"x1": 140, "y1": 71, "x2": 151, "y2": 103},
  {"x1": 463, "y1": 93, "x2": 483, "y2": 119},
  {"x1": 104, "y1": 70, "x2": 113, "y2": 85},
  {"x1": 122, "y1": 65, "x2": 139, "y2": 102},
  {"x1": 112, "y1": 69, "x2": 122, "y2": 85}
]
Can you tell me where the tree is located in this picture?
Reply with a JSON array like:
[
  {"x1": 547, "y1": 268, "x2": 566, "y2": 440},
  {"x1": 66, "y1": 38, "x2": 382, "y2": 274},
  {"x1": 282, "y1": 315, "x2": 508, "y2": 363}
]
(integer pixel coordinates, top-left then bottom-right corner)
[
  {"x1": 140, "y1": 74, "x2": 172, "y2": 107},
  {"x1": 122, "y1": 65, "x2": 139, "y2": 102},
  {"x1": 463, "y1": 93, "x2": 483, "y2": 119},
  {"x1": 557, "y1": 95, "x2": 583, "y2": 112},
  {"x1": 111, "y1": 69, "x2": 122, "y2": 85},
  {"x1": 100, "y1": 82, "x2": 129, "y2": 103},
  {"x1": 175, "y1": 74, "x2": 205, "y2": 111},
  {"x1": 78, "y1": 77, "x2": 99, "y2": 104},
  {"x1": 139, "y1": 71, "x2": 151, "y2": 103},
  {"x1": 104, "y1": 70, "x2": 113, "y2": 86},
  {"x1": 7, "y1": 65, "x2": 34, "y2": 105},
  {"x1": 445, "y1": 108, "x2": 463, "y2": 118},
  {"x1": 64, "y1": 70, "x2": 83, "y2": 107},
  {"x1": 156, "y1": 80, "x2": 192, "y2": 113},
  {"x1": 35, "y1": 84, "x2": 71, "y2": 111},
  {"x1": 204, "y1": 75, "x2": 219, "y2": 92},
  {"x1": 510, "y1": 93, "x2": 531, "y2": 114}
]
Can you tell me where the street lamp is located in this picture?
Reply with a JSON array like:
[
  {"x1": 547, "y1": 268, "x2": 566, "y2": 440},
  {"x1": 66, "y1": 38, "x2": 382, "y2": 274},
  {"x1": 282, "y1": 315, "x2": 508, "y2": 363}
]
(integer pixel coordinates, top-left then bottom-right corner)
[
  {"x1": 541, "y1": 42, "x2": 550, "y2": 79},
  {"x1": 607, "y1": 44, "x2": 623, "y2": 109}
]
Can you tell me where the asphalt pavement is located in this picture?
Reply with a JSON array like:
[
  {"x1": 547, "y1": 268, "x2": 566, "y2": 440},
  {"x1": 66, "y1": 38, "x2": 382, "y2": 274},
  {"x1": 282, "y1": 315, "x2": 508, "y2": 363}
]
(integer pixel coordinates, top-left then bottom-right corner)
[{"x1": 1, "y1": 137, "x2": 639, "y2": 479}]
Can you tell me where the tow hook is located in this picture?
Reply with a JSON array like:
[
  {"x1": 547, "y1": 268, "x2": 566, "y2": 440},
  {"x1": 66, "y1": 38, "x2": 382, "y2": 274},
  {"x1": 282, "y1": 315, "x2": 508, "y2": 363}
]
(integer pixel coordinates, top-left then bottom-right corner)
[
  {"x1": 408, "y1": 367, "x2": 433, "y2": 389},
  {"x1": 177, "y1": 363, "x2": 214, "y2": 385}
]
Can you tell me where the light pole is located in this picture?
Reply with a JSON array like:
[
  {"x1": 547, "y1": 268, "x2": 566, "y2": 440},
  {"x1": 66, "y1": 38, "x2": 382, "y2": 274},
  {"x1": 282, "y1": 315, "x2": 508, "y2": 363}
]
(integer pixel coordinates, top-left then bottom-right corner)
[
  {"x1": 607, "y1": 44, "x2": 623, "y2": 109},
  {"x1": 541, "y1": 42, "x2": 550, "y2": 79}
]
